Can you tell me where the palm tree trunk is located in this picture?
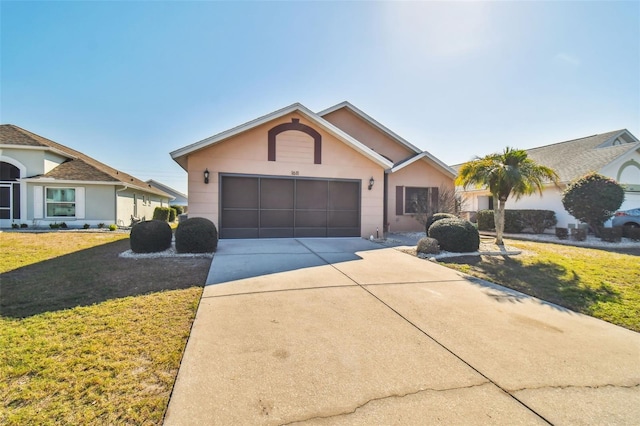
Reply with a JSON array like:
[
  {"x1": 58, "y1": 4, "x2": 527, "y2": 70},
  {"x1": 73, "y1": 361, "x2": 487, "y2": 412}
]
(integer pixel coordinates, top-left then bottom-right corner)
[{"x1": 494, "y1": 195, "x2": 505, "y2": 245}]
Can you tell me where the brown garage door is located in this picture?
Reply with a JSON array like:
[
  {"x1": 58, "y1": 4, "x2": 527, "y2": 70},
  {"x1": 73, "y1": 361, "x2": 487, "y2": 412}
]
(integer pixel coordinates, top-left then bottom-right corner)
[{"x1": 220, "y1": 175, "x2": 360, "y2": 238}]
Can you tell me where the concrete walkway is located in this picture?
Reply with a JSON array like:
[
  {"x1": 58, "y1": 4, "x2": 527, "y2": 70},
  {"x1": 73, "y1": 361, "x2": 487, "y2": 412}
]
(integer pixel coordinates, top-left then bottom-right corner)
[{"x1": 164, "y1": 238, "x2": 640, "y2": 425}]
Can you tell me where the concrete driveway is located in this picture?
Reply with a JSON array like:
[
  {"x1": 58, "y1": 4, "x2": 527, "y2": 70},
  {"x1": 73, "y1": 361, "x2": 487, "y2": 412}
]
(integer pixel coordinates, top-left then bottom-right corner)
[{"x1": 164, "y1": 238, "x2": 640, "y2": 425}]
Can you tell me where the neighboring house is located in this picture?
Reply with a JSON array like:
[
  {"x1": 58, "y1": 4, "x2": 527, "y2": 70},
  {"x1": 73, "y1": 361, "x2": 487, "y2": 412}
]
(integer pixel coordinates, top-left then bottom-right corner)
[
  {"x1": 170, "y1": 102, "x2": 455, "y2": 239},
  {"x1": 146, "y1": 179, "x2": 188, "y2": 207},
  {"x1": 0, "y1": 124, "x2": 172, "y2": 228},
  {"x1": 456, "y1": 129, "x2": 640, "y2": 227}
]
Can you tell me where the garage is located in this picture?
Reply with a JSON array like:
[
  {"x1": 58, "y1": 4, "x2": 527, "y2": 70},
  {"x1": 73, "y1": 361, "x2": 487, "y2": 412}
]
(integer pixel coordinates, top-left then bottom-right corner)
[{"x1": 220, "y1": 175, "x2": 360, "y2": 238}]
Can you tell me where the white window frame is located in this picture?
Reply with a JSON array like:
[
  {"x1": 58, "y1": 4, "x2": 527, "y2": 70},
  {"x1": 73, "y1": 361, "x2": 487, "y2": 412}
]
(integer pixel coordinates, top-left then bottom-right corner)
[
  {"x1": 45, "y1": 187, "x2": 76, "y2": 218},
  {"x1": 44, "y1": 187, "x2": 83, "y2": 219}
]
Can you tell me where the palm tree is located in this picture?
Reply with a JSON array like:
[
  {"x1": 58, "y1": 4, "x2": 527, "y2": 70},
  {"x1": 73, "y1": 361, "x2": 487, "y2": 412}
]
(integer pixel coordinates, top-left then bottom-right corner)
[{"x1": 456, "y1": 147, "x2": 559, "y2": 245}]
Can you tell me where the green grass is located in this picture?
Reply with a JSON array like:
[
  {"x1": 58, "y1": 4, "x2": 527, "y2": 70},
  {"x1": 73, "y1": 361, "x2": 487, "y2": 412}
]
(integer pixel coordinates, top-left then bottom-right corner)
[
  {"x1": 0, "y1": 232, "x2": 209, "y2": 425},
  {"x1": 440, "y1": 240, "x2": 640, "y2": 332}
]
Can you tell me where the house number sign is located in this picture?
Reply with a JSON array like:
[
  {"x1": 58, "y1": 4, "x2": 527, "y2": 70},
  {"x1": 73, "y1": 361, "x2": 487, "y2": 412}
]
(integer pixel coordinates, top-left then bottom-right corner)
[{"x1": 291, "y1": 171, "x2": 299, "y2": 176}]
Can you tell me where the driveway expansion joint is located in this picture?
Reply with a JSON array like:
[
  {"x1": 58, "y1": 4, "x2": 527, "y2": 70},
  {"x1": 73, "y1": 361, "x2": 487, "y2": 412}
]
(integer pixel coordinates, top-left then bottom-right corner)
[
  {"x1": 279, "y1": 381, "x2": 493, "y2": 426},
  {"x1": 509, "y1": 382, "x2": 640, "y2": 393}
]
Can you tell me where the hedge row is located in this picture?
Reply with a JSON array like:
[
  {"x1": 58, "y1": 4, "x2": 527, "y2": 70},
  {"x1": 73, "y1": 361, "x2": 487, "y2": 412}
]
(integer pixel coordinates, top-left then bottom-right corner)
[{"x1": 477, "y1": 209, "x2": 557, "y2": 234}]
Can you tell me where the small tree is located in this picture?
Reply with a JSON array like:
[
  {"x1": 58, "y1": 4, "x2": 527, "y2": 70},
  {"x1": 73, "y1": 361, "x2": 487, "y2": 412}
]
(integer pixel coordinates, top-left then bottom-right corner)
[
  {"x1": 411, "y1": 184, "x2": 460, "y2": 228},
  {"x1": 457, "y1": 147, "x2": 559, "y2": 245},
  {"x1": 561, "y1": 173, "x2": 624, "y2": 236}
]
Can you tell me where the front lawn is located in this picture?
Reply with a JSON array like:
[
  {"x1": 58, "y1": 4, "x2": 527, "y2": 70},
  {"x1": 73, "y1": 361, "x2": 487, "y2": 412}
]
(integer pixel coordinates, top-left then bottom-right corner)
[
  {"x1": 440, "y1": 240, "x2": 640, "y2": 332},
  {"x1": 0, "y1": 232, "x2": 210, "y2": 425}
]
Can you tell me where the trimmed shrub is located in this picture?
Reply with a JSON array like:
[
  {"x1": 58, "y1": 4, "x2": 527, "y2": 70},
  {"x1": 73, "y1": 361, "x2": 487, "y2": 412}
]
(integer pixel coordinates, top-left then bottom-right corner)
[
  {"x1": 519, "y1": 210, "x2": 557, "y2": 234},
  {"x1": 175, "y1": 217, "x2": 218, "y2": 253},
  {"x1": 130, "y1": 220, "x2": 172, "y2": 253},
  {"x1": 555, "y1": 227, "x2": 568, "y2": 240},
  {"x1": 476, "y1": 210, "x2": 524, "y2": 233},
  {"x1": 169, "y1": 208, "x2": 177, "y2": 222},
  {"x1": 428, "y1": 218, "x2": 480, "y2": 253},
  {"x1": 599, "y1": 227, "x2": 622, "y2": 243},
  {"x1": 152, "y1": 207, "x2": 171, "y2": 222},
  {"x1": 172, "y1": 205, "x2": 185, "y2": 215},
  {"x1": 571, "y1": 228, "x2": 587, "y2": 241},
  {"x1": 562, "y1": 173, "x2": 624, "y2": 236},
  {"x1": 425, "y1": 213, "x2": 457, "y2": 233},
  {"x1": 477, "y1": 210, "x2": 494, "y2": 231},
  {"x1": 417, "y1": 237, "x2": 440, "y2": 255}
]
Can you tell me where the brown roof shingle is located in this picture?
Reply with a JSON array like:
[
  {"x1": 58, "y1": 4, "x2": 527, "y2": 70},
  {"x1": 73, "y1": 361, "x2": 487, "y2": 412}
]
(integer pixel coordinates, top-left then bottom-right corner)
[{"x1": 0, "y1": 124, "x2": 170, "y2": 197}]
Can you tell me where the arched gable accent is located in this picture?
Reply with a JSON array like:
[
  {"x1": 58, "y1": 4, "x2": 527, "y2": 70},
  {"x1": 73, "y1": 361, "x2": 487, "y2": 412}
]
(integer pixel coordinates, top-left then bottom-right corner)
[
  {"x1": 268, "y1": 118, "x2": 322, "y2": 164},
  {"x1": 617, "y1": 159, "x2": 640, "y2": 184}
]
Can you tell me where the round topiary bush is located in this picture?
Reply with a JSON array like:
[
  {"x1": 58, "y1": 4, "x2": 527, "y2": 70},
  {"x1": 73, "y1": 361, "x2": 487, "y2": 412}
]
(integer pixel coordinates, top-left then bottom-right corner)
[
  {"x1": 417, "y1": 237, "x2": 440, "y2": 255},
  {"x1": 130, "y1": 220, "x2": 172, "y2": 253},
  {"x1": 175, "y1": 217, "x2": 218, "y2": 253},
  {"x1": 428, "y1": 218, "x2": 480, "y2": 253},
  {"x1": 425, "y1": 212, "x2": 458, "y2": 233}
]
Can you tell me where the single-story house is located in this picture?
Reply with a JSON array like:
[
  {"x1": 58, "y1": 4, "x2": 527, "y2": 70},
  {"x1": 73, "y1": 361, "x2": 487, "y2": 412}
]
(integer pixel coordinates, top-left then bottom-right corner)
[
  {"x1": 170, "y1": 102, "x2": 456, "y2": 239},
  {"x1": 146, "y1": 179, "x2": 188, "y2": 207},
  {"x1": 456, "y1": 129, "x2": 640, "y2": 227},
  {"x1": 0, "y1": 124, "x2": 172, "y2": 228}
]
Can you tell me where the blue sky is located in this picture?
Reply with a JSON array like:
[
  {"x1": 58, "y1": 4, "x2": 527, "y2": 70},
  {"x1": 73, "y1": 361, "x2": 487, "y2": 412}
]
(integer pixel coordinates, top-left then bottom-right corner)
[{"x1": 2, "y1": 1, "x2": 639, "y2": 195}]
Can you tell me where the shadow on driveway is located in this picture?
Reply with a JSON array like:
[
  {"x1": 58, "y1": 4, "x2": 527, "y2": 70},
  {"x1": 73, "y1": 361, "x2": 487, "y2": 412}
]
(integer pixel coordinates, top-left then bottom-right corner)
[{"x1": 206, "y1": 238, "x2": 388, "y2": 285}]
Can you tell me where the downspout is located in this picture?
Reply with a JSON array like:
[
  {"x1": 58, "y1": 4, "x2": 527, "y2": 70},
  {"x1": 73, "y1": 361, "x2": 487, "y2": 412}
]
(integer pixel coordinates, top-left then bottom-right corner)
[
  {"x1": 383, "y1": 171, "x2": 389, "y2": 236},
  {"x1": 116, "y1": 185, "x2": 129, "y2": 226}
]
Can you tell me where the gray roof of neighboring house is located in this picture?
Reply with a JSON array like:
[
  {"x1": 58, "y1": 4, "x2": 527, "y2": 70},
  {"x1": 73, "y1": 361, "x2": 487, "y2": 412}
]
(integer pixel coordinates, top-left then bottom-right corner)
[
  {"x1": 452, "y1": 129, "x2": 640, "y2": 183},
  {"x1": 525, "y1": 130, "x2": 638, "y2": 182},
  {"x1": 146, "y1": 179, "x2": 187, "y2": 201},
  {"x1": 0, "y1": 124, "x2": 170, "y2": 197}
]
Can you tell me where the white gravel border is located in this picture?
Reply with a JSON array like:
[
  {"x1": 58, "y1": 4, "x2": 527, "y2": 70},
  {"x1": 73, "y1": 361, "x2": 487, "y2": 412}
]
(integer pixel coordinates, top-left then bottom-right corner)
[{"x1": 119, "y1": 242, "x2": 214, "y2": 259}]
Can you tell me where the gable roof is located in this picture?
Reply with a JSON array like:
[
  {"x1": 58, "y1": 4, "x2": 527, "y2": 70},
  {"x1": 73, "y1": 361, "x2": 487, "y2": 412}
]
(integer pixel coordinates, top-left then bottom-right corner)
[
  {"x1": 389, "y1": 151, "x2": 457, "y2": 178},
  {"x1": 0, "y1": 124, "x2": 170, "y2": 196},
  {"x1": 451, "y1": 129, "x2": 640, "y2": 184},
  {"x1": 318, "y1": 101, "x2": 423, "y2": 155},
  {"x1": 170, "y1": 103, "x2": 394, "y2": 170},
  {"x1": 319, "y1": 101, "x2": 456, "y2": 178},
  {"x1": 524, "y1": 129, "x2": 639, "y2": 183},
  {"x1": 146, "y1": 179, "x2": 186, "y2": 200}
]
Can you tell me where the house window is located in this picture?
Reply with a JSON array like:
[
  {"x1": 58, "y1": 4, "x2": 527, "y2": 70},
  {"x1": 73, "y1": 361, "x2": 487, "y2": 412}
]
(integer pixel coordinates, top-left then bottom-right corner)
[
  {"x1": 46, "y1": 188, "x2": 76, "y2": 217},
  {"x1": 405, "y1": 187, "x2": 429, "y2": 214},
  {"x1": 395, "y1": 186, "x2": 440, "y2": 216}
]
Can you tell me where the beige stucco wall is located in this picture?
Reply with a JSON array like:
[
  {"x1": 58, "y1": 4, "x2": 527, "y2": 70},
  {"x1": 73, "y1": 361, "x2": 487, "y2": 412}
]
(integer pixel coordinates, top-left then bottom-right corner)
[
  {"x1": 387, "y1": 160, "x2": 455, "y2": 232},
  {"x1": 322, "y1": 108, "x2": 415, "y2": 163},
  {"x1": 185, "y1": 112, "x2": 385, "y2": 238}
]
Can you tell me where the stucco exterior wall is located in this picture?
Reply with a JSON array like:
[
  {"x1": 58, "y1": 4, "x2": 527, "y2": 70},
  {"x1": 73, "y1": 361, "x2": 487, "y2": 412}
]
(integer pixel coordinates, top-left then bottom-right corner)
[
  {"x1": 185, "y1": 113, "x2": 385, "y2": 238},
  {"x1": 322, "y1": 108, "x2": 415, "y2": 163},
  {"x1": 24, "y1": 183, "x2": 116, "y2": 228},
  {"x1": 1, "y1": 148, "x2": 47, "y2": 176},
  {"x1": 116, "y1": 188, "x2": 168, "y2": 226},
  {"x1": 387, "y1": 160, "x2": 455, "y2": 232},
  {"x1": 459, "y1": 147, "x2": 640, "y2": 229}
]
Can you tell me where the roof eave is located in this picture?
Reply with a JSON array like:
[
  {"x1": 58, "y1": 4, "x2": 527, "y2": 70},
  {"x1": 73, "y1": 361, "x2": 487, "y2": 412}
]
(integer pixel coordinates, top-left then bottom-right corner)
[
  {"x1": 389, "y1": 152, "x2": 457, "y2": 178},
  {"x1": 318, "y1": 101, "x2": 423, "y2": 155},
  {"x1": 0, "y1": 144, "x2": 76, "y2": 159},
  {"x1": 170, "y1": 102, "x2": 393, "y2": 170}
]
